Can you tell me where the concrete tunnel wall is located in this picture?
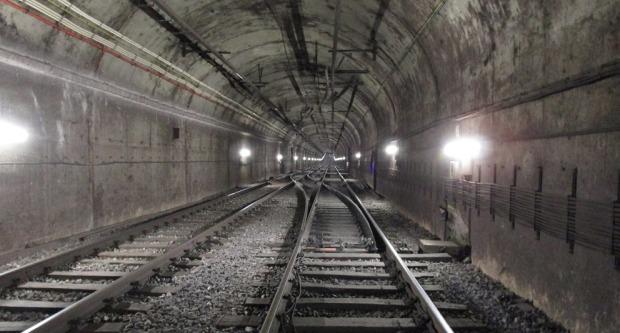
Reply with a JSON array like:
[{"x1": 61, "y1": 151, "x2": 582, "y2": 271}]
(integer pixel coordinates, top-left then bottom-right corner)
[
  {"x1": 0, "y1": 56, "x2": 287, "y2": 258},
  {"x1": 0, "y1": 0, "x2": 306, "y2": 259},
  {"x1": 351, "y1": 1, "x2": 620, "y2": 332},
  {"x1": 0, "y1": 0, "x2": 617, "y2": 332}
]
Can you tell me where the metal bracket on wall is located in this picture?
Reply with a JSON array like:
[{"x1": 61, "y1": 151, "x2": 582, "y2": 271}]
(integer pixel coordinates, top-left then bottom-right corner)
[
  {"x1": 509, "y1": 166, "x2": 518, "y2": 229},
  {"x1": 462, "y1": 181, "x2": 468, "y2": 208},
  {"x1": 443, "y1": 171, "x2": 620, "y2": 268},
  {"x1": 534, "y1": 192, "x2": 542, "y2": 240},
  {"x1": 475, "y1": 165, "x2": 481, "y2": 216},
  {"x1": 614, "y1": 170, "x2": 620, "y2": 270},
  {"x1": 475, "y1": 182, "x2": 480, "y2": 216},
  {"x1": 567, "y1": 196, "x2": 577, "y2": 254},
  {"x1": 490, "y1": 164, "x2": 497, "y2": 221},
  {"x1": 442, "y1": 199, "x2": 449, "y2": 240},
  {"x1": 534, "y1": 166, "x2": 543, "y2": 240},
  {"x1": 613, "y1": 200, "x2": 619, "y2": 270},
  {"x1": 566, "y1": 168, "x2": 578, "y2": 254}
]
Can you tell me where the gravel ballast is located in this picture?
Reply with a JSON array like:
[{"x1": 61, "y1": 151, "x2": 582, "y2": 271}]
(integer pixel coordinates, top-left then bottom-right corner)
[
  {"x1": 357, "y1": 185, "x2": 567, "y2": 333},
  {"x1": 111, "y1": 188, "x2": 303, "y2": 332},
  {"x1": 0, "y1": 184, "x2": 272, "y2": 274}
]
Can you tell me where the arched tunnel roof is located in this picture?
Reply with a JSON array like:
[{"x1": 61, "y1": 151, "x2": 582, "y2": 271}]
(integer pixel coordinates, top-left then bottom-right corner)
[{"x1": 1, "y1": 0, "x2": 501, "y2": 154}]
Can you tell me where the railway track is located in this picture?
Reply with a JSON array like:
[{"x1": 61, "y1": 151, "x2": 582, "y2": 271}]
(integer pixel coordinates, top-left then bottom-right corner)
[
  {"x1": 0, "y1": 167, "x2": 489, "y2": 333},
  {"x1": 0, "y1": 176, "x2": 298, "y2": 333},
  {"x1": 218, "y1": 167, "x2": 487, "y2": 333},
  {"x1": 328, "y1": 169, "x2": 488, "y2": 332}
]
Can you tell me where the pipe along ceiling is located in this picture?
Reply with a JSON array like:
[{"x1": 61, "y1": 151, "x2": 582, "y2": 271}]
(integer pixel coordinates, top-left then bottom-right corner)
[{"x1": 3, "y1": 0, "x2": 473, "y2": 154}]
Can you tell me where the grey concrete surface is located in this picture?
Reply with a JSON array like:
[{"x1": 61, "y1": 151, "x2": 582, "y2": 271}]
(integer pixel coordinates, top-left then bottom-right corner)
[
  {"x1": 0, "y1": 57, "x2": 286, "y2": 257},
  {"x1": 351, "y1": 1, "x2": 619, "y2": 332},
  {"x1": 0, "y1": 0, "x2": 618, "y2": 332},
  {"x1": 359, "y1": 81, "x2": 620, "y2": 332}
]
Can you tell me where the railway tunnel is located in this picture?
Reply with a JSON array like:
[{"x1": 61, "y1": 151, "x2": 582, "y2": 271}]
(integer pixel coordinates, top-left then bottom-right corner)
[{"x1": 0, "y1": 0, "x2": 618, "y2": 332}]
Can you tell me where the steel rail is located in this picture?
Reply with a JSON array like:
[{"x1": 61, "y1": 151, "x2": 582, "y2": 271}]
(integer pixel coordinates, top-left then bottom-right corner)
[
  {"x1": 323, "y1": 183, "x2": 377, "y2": 252},
  {"x1": 5, "y1": 179, "x2": 292, "y2": 333},
  {"x1": 334, "y1": 167, "x2": 454, "y2": 333},
  {"x1": 305, "y1": 172, "x2": 322, "y2": 183},
  {"x1": 22, "y1": 179, "x2": 294, "y2": 333},
  {"x1": 259, "y1": 169, "x2": 327, "y2": 333},
  {"x1": 0, "y1": 181, "x2": 272, "y2": 290}
]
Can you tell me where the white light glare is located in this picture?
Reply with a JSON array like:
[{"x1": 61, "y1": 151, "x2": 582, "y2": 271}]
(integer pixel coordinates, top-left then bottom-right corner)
[
  {"x1": 0, "y1": 121, "x2": 29, "y2": 145},
  {"x1": 385, "y1": 143, "x2": 398, "y2": 156},
  {"x1": 443, "y1": 137, "x2": 482, "y2": 161},
  {"x1": 239, "y1": 148, "x2": 251, "y2": 158},
  {"x1": 276, "y1": 153, "x2": 283, "y2": 161},
  {"x1": 303, "y1": 156, "x2": 307, "y2": 161},
  {"x1": 293, "y1": 155, "x2": 299, "y2": 161},
  {"x1": 355, "y1": 152, "x2": 361, "y2": 159},
  {"x1": 333, "y1": 156, "x2": 346, "y2": 161}
]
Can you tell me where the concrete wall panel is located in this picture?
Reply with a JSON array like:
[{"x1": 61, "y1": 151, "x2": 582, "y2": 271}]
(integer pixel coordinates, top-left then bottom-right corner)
[
  {"x1": 361, "y1": 86, "x2": 620, "y2": 332},
  {"x1": 0, "y1": 59, "x2": 282, "y2": 256},
  {"x1": 354, "y1": 2, "x2": 620, "y2": 331}
]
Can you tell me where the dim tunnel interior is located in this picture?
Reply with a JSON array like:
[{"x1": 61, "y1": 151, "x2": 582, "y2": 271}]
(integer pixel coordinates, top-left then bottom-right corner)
[{"x1": 0, "y1": 0, "x2": 618, "y2": 332}]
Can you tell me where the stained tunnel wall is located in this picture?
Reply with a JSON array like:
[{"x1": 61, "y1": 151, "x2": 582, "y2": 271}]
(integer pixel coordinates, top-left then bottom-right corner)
[
  {"x1": 0, "y1": 0, "x2": 617, "y2": 332},
  {"x1": 0, "y1": 54, "x2": 285, "y2": 258},
  {"x1": 353, "y1": 1, "x2": 619, "y2": 332},
  {"x1": 356, "y1": 77, "x2": 620, "y2": 332}
]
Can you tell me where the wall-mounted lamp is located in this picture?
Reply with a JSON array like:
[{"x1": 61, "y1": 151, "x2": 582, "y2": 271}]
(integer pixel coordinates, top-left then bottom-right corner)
[
  {"x1": 239, "y1": 148, "x2": 251, "y2": 158},
  {"x1": 276, "y1": 153, "x2": 283, "y2": 162},
  {"x1": 385, "y1": 143, "x2": 398, "y2": 156},
  {"x1": 0, "y1": 120, "x2": 29, "y2": 146},
  {"x1": 443, "y1": 137, "x2": 481, "y2": 162}
]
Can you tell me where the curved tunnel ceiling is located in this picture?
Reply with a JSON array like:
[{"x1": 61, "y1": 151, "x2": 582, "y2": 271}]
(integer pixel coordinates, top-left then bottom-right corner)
[{"x1": 2, "y1": 0, "x2": 496, "y2": 155}]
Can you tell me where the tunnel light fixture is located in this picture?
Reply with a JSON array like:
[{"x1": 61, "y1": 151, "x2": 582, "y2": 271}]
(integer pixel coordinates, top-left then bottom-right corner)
[
  {"x1": 294, "y1": 155, "x2": 299, "y2": 161},
  {"x1": 239, "y1": 148, "x2": 251, "y2": 158},
  {"x1": 385, "y1": 143, "x2": 398, "y2": 156},
  {"x1": 303, "y1": 156, "x2": 307, "y2": 161},
  {"x1": 355, "y1": 152, "x2": 361, "y2": 159},
  {"x1": 276, "y1": 153, "x2": 283, "y2": 162},
  {"x1": 443, "y1": 137, "x2": 481, "y2": 162},
  {"x1": 0, "y1": 121, "x2": 29, "y2": 146}
]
